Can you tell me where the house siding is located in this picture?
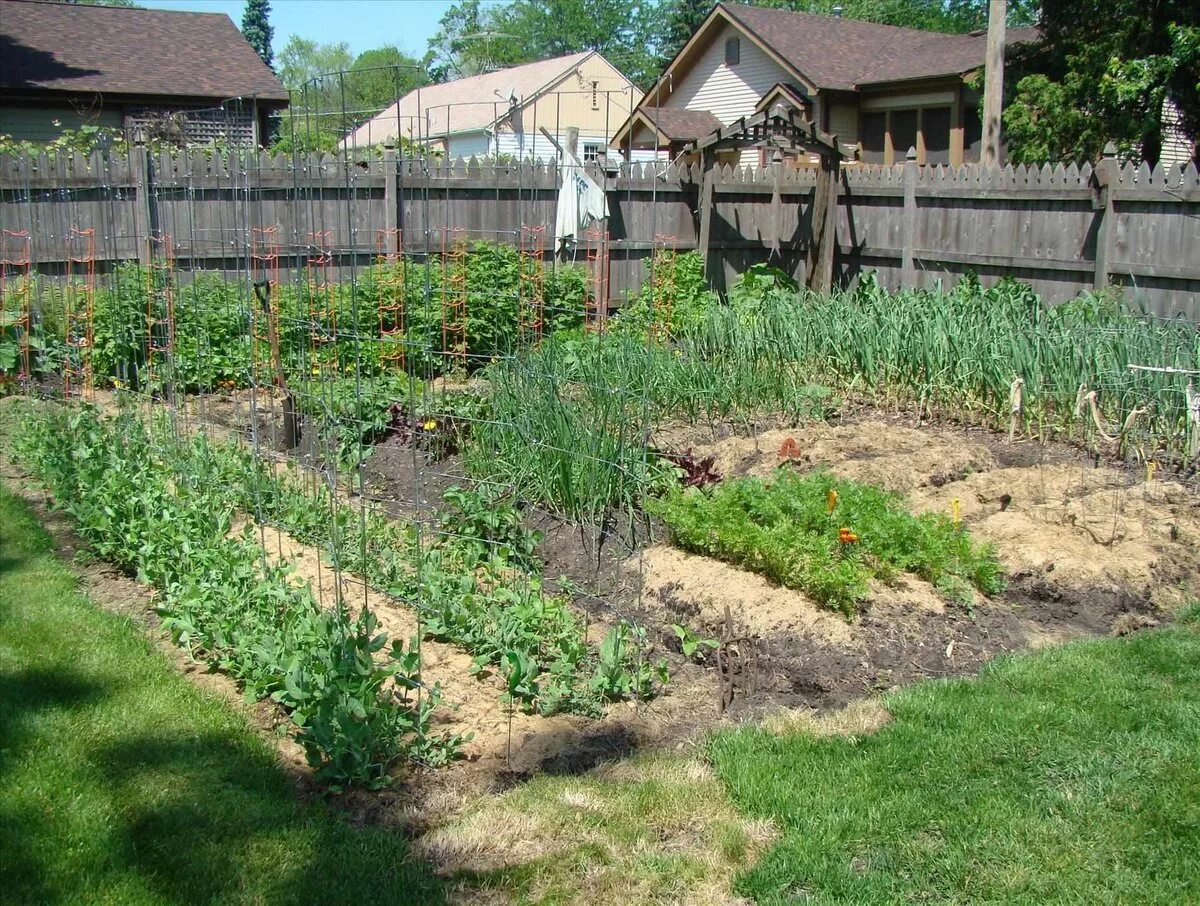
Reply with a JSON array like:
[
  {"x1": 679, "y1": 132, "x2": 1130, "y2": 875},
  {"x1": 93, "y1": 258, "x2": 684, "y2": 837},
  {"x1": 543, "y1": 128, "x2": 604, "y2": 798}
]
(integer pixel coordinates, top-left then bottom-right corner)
[
  {"x1": 0, "y1": 103, "x2": 123, "y2": 142},
  {"x1": 1161, "y1": 98, "x2": 1194, "y2": 166},
  {"x1": 662, "y1": 22, "x2": 792, "y2": 166},
  {"x1": 827, "y1": 101, "x2": 859, "y2": 153}
]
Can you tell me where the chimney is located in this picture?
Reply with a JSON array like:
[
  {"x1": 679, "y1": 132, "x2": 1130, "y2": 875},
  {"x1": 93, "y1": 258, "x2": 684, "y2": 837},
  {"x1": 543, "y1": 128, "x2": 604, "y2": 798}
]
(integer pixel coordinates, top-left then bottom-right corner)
[{"x1": 831, "y1": 5, "x2": 844, "y2": 17}]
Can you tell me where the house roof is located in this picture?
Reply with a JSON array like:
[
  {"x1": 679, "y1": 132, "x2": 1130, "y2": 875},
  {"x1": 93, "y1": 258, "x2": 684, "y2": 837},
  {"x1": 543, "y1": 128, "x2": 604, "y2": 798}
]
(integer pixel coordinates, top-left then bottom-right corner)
[
  {"x1": 722, "y1": 3, "x2": 1040, "y2": 91},
  {"x1": 754, "y1": 83, "x2": 813, "y2": 114},
  {"x1": 0, "y1": 0, "x2": 289, "y2": 103},
  {"x1": 345, "y1": 51, "x2": 603, "y2": 146},
  {"x1": 636, "y1": 107, "x2": 724, "y2": 141}
]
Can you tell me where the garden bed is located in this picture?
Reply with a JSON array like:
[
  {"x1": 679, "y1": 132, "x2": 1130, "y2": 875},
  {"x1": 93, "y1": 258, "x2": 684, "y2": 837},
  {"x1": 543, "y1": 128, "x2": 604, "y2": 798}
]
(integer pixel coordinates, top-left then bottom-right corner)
[{"x1": 208, "y1": 392, "x2": 1198, "y2": 733}]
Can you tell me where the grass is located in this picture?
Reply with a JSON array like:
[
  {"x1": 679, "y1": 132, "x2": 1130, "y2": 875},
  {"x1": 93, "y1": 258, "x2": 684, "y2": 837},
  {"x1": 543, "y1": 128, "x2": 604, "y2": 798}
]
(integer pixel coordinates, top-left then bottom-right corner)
[
  {"x1": 423, "y1": 753, "x2": 774, "y2": 905},
  {"x1": 709, "y1": 624, "x2": 1200, "y2": 903},
  {"x1": 0, "y1": 483, "x2": 443, "y2": 905}
]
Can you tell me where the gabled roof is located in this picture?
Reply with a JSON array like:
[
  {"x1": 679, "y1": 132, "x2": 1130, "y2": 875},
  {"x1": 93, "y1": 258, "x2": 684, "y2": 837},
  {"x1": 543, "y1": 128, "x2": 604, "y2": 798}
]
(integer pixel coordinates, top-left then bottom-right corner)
[
  {"x1": 0, "y1": 0, "x2": 289, "y2": 103},
  {"x1": 635, "y1": 107, "x2": 724, "y2": 142},
  {"x1": 346, "y1": 51, "x2": 613, "y2": 146},
  {"x1": 754, "y1": 83, "x2": 813, "y2": 114},
  {"x1": 722, "y1": 3, "x2": 1040, "y2": 91},
  {"x1": 640, "y1": 2, "x2": 1041, "y2": 113}
]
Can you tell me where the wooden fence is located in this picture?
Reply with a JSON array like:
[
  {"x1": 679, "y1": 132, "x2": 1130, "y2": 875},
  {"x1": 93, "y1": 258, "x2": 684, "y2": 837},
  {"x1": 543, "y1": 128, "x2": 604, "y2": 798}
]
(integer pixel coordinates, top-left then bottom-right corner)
[{"x1": 1, "y1": 148, "x2": 1197, "y2": 316}]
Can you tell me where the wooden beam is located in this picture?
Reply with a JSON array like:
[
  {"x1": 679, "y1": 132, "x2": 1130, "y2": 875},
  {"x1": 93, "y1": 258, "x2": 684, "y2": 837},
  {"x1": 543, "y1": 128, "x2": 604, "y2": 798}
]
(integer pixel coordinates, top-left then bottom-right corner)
[
  {"x1": 1092, "y1": 143, "x2": 1118, "y2": 290},
  {"x1": 806, "y1": 155, "x2": 840, "y2": 293},
  {"x1": 950, "y1": 84, "x2": 965, "y2": 167},
  {"x1": 697, "y1": 150, "x2": 716, "y2": 285},
  {"x1": 981, "y1": 0, "x2": 1006, "y2": 167}
]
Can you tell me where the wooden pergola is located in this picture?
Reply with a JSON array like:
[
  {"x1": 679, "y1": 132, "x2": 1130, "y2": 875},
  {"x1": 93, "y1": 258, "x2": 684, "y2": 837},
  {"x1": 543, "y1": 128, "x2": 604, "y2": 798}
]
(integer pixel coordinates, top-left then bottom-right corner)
[{"x1": 678, "y1": 106, "x2": 843, "y2": 294}]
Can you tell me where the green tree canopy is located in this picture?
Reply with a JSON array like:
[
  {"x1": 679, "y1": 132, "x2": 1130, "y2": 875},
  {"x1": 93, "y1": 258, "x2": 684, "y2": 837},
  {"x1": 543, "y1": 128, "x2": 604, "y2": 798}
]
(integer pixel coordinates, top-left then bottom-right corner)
[
  {"x1": 347, "y1": 46, "x2": 431, "y2": 118},
  {"x1": 240, "y1": 0, "x2": 274, "y2": 70},
  {"x1": 1004, "y1": 0, "x2": 1199, "y2": 163}
]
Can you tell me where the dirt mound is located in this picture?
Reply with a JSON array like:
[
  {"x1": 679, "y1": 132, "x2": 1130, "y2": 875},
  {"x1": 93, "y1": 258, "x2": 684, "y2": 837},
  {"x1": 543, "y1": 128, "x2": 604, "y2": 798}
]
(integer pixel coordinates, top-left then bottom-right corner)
[{"x1": 656, "y1": 421, "x2": 997, "y2": 491}]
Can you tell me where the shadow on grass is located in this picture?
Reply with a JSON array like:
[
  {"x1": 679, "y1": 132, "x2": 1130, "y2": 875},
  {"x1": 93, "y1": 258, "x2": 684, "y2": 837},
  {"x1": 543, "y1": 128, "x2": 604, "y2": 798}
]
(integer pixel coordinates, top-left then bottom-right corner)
[
  {"x1": 0, "y1": 487, "x2": 446, "y2": 906},
  {"x1": 0, "y1": 669, "x2": 448, "y2": 905}
]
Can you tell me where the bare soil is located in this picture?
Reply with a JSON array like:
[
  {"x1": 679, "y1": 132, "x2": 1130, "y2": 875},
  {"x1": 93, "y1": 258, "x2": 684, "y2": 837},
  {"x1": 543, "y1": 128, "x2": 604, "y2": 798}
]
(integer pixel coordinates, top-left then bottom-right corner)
[{"x1": 641, "y1": 414, "x2": 1198, "y2": 714}]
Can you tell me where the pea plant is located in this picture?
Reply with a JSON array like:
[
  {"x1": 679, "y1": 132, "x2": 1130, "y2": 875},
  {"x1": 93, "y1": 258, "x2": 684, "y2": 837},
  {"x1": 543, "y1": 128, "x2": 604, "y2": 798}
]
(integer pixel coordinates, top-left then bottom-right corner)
[
  {"x1": 136, "y1": 425, "x2": 667, "y2": 719},
  {"x1": 10, "y1": 401, "x2": 461, "y2": 788}
]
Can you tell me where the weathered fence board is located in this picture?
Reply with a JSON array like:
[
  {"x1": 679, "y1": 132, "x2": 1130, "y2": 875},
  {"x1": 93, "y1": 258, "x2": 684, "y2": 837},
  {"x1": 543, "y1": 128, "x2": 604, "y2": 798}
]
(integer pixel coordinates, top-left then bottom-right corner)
[{"x1": 1, "y1": 150, "x2": 1197, "y2": 316}]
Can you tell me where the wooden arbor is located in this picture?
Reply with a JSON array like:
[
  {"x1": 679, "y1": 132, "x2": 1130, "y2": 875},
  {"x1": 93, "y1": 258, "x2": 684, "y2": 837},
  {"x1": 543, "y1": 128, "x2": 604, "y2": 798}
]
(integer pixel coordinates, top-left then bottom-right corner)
[{"x1": 679, "y1": 106, "x2": 843, "y2": 293}]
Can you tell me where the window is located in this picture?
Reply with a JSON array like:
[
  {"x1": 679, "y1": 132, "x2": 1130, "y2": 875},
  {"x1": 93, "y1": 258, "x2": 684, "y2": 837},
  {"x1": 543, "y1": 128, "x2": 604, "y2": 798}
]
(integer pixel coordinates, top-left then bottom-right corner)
[
  {"x1": 890, "y1": 109, "x2": 918, "y2": 160},
  {"x1": 861, "y1": 111, "x2": 886, "y2": 163},
  {"x1": 591, "y1": 80, "x2": 599, "y2": 110},
  {"x1": 725, "y1": 36, "x2": 740, "y2": 66},
  {"x1": 922, "y1": 107, "x2": 951, "y2": 165},
  {"x1": 583, "y1": 142, "x2": 602, "y2": 163}
]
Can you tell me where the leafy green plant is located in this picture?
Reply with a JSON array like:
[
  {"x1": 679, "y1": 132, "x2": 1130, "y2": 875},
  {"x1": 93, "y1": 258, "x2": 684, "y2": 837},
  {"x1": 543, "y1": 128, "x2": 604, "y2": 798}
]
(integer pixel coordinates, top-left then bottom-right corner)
[
  {"x1": 653, "y1": 470, "x2": 1004, "y2": 618},
  {"x1": 672, "y1": 623, "x2": 718, "y2": 661},
  {"x1": 592, "y1": 622, "x2": 668, "y2": 701},
  {"x1": 439, "y1": 484, "x2": 542, "y2": 571},
  {"x1": 9, "y1": 401, "x2": 457, "y2": 786}
]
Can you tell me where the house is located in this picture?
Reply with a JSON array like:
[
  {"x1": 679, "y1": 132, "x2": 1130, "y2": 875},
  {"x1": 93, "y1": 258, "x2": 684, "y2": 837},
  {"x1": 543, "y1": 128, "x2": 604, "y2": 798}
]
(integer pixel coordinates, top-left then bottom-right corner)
[
  {"x1": 0, "y1": 0, "x2": 289, "y2": 146},
  {"x1": 612, "y1": 2, "x2": 1039, "y2": 167},
  {"x1": 345, "y1": 52, "x2": 643, "y2": 161}
]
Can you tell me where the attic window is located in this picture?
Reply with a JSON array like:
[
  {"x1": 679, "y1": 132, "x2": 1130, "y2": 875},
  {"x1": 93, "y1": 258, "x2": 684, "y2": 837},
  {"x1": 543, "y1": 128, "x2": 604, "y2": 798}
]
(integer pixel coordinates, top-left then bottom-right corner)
[
  {"x1": 591, "y1": 80, "x2": 599, "y2": 110},
  {"x1": 725, "y1": 36, "x2": 740, "y2": 66}
]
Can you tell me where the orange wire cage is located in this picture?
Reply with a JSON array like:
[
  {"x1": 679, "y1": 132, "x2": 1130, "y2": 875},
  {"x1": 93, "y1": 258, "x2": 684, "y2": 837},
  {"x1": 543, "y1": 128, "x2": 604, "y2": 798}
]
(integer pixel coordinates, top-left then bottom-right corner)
[
  {"x1": 64, "y1": 227, "x2": 96, "y2": 398},
  {"x1": 1, "y1": 229, "x2": 33, "y2": 385}
]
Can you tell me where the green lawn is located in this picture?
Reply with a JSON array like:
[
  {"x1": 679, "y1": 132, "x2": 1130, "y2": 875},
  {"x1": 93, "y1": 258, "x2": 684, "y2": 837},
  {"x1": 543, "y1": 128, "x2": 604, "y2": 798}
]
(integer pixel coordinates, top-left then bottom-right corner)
[
  {"x1": 0, "y1": 484, "x2": 442, "y2": 906},
  {"x1": 710, "y1": 618, "x2": 1200, "y2": 904},
  {"x1": 6, "y1": 468, "x2": 1200, "y2": 906}
]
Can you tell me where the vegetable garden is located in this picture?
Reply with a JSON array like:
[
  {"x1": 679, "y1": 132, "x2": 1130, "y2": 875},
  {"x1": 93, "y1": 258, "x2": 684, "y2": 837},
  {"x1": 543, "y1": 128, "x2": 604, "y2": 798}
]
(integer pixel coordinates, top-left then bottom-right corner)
[{"x1": 2, "y1": 136, "x2": 1199, "y2": 817}]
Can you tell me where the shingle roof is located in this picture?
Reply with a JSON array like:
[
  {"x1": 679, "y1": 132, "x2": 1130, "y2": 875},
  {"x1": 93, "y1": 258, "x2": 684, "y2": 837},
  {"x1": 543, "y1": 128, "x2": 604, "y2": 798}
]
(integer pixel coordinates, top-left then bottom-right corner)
[
  {"x1": 0, "y1": 0, "x2": 289, "y2": 103},
  {"x1": 722, "y1": 3, "x2": 1039, "y2": 91},
  {"x1": 345, "y1": 52, "x2": 595, "y2": 146},
  {"x1": 638, "y1": 107, "x2": 723, "y2": 141}
]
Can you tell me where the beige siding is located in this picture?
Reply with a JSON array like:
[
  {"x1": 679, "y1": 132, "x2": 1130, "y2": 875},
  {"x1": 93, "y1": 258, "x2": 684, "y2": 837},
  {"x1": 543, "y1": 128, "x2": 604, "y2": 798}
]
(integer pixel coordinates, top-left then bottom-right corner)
[
  {"x1": 661, "y1": 22, "x2": 791, "y2": 166},
  {"x1": 0, "y1": 104, "x2": 123, "y2": 143},
  {"x1": 1161, "y1": 98, "x2": 1194, "y2": 166},
  {"x1": 827, "y1": 102, "x2": 859, "y2": 152},
  {"x1": 666, "y1": 23, "x2": 789, "y2": 123},
  {"x1": 505, "y1": 54, "x2": 643, "y2": 146}
]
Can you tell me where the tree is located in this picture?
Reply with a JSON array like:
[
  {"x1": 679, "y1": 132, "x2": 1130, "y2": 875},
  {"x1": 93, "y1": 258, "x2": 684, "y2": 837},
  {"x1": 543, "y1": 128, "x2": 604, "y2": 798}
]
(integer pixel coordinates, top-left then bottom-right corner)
[
  {"x1": 426, "y1": 0, "x2": 525, "y2": 81},
  {"x1": 1004, "y1": 1, "x2": 1200, "y2": 163},
  {"x1": 748, "y1": 0, "x2": 1039, "y2": 33},
  {"x1": 241, "y1": 0, "x2": 274, "y2": 71},
  {"x1": 656, "y1": 0, "x2": 712, "y2": 70},
  {"x1": 347, "y1": 47, "x2": 431, "y2": 119},
  {"x1": 277, "y1": 36, "x2": 354, "y2": 95},
  {"x1": 492, "y1": 0, "x2": 659, "y2": 87}
]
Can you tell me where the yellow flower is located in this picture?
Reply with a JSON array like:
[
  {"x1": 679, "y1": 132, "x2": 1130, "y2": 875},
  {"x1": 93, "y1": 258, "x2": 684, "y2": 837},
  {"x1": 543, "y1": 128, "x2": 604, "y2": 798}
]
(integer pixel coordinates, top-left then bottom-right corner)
[{"x1": 423, "y1": 419, "x2": 438, "y2": 431}]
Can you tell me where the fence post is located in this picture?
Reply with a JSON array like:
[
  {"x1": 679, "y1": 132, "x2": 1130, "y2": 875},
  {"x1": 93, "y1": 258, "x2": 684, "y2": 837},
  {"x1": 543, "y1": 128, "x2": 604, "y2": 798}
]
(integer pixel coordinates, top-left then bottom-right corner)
[
  {"x1": 383, "y1": 140, "x2": 398, "y2": 256},
  {"x1": 130, "y1": 137, "x2": 155, "y2": 267},
  {"x1": 900, "y1": 147, "x2": 918, "y2": 287},
  {"x1": 1092, "y1": 142, "x2": 1118, "y2": 291}
]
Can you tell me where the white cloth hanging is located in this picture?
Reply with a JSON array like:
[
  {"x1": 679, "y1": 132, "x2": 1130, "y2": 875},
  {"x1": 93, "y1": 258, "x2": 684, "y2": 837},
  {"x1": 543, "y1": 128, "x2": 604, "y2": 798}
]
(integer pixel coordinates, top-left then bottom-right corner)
[{"x1": 554, "y1": 150, "x2": 608, "y2": 247}]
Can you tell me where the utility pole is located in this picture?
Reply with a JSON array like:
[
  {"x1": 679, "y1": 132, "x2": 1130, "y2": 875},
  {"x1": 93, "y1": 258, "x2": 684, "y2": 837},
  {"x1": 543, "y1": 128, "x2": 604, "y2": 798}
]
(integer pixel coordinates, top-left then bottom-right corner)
[{"x1": 981, "y1": 0, "x2": 1006, "y2": 167}]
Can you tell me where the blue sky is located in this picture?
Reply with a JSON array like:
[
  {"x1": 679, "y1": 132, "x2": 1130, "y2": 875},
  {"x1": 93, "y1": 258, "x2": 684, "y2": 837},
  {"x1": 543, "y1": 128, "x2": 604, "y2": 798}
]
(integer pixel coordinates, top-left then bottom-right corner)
[{"x1": 139, "y1": 0, "x2": 491, "y2": 58}]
